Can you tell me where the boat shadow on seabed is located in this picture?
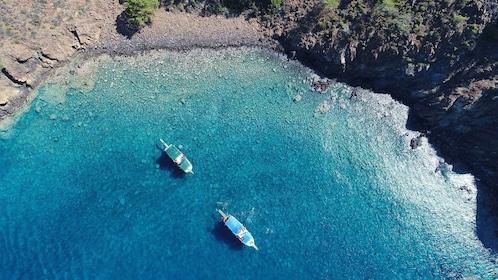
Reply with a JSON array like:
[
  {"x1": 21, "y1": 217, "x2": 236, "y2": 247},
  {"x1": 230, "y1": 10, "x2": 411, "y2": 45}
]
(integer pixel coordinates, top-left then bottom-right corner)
[
  {"x1": 155, "y1": 152, "x2": 187, "y2": 179},
  {"x1": 211, "y1": 222, "x2": 244, "y2": 251}
]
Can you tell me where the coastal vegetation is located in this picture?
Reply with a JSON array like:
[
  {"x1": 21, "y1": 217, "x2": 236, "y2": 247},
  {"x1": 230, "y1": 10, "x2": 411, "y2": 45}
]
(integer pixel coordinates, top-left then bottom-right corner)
[
  {"x1": 323, "y1": 0, "x2": 339, "y2": 9},
  {"x1": 162, "y1": 0, "x2": 283, "y2": 15},
  {"x1": 124, "y1": 0, "x2": 160, "y2": 25}
]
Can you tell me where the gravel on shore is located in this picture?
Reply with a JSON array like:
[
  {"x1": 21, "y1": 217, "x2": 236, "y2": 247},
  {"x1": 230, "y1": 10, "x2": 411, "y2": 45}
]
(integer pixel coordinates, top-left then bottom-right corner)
[
  {"x1": 89, "y1": 10, "x2": 281, "y2": 56},
  {"x1": 0, "y1": 8, "x2": 282, "y2": 129}
]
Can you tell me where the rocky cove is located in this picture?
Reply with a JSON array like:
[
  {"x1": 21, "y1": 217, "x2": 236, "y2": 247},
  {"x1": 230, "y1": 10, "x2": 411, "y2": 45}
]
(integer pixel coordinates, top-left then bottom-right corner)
[
  {"x1": 0, "y1": 0, "x2": 497, "y2": 246},
  {"x1": 267, "y1": 0, "x2": 498, "y2": 242}
]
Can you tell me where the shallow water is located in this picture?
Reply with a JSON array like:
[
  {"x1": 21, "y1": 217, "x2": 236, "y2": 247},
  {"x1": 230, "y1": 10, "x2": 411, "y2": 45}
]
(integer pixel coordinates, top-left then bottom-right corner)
[{"x1": 0, "y1": 48, "x2": 497, "y2": 279}]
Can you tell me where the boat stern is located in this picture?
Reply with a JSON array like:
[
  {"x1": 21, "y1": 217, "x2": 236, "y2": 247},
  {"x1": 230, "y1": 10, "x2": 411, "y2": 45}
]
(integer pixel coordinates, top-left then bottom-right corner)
[
  {"x1": 179, "y1": 159, "x2": 194, "y2": 174},
  {"x1": 243, "y1": 233, "x2": 259, "y2": 250}
]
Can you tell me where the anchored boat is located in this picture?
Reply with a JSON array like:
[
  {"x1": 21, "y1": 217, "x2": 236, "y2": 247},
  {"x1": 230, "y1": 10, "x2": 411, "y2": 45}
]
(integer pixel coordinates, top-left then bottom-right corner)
[
  {"x1": 160, "y1": 139, "x2": 193, "y2": 174},
  {"x1": 216, "y1": 209, "x2": 258, "y2": 250}
]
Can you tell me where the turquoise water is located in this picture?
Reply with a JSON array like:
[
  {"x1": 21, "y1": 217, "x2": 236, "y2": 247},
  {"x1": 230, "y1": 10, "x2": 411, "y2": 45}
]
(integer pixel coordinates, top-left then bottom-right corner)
[{"x1": 0, "y1": 48, "x2": 497, "y2": 279}]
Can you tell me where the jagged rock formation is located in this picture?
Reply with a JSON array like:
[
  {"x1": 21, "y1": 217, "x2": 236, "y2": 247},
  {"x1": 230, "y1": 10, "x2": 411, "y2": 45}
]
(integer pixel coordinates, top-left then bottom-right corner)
[{"x1": 0, "y1": 0, "x2": 120, "y2": 120}]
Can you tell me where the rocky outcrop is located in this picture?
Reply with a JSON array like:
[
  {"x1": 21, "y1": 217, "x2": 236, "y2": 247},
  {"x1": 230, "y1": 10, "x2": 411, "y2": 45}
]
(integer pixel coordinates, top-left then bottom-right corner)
[{"x1": 0, "y1": 0, "x2": 119, "y2": 120}]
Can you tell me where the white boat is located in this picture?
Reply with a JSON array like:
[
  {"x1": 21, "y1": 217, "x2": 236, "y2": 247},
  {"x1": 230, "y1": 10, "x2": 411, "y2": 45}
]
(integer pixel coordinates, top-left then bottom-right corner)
[
  {"x1": 216, "y1": 209, "x2": 258, "y2": 250},
  {"x1": 160, "y1": 139, "x2": 193, "y2": 174}
]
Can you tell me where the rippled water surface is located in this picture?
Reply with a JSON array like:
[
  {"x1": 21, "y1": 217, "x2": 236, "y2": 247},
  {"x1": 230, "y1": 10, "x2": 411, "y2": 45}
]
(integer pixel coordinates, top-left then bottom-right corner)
[{"x1": 0, "y1": 48, "x2": 496, "y2": 279}]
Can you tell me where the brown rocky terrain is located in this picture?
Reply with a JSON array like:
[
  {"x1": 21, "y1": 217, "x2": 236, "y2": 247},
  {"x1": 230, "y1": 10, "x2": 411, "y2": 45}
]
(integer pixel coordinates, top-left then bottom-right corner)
[
  {"x1": 0, "y1": 0, "x2": 121, "y2": 118},
  {"x1": 0, "y1": 0, "x2": 272, "y2": 123}
]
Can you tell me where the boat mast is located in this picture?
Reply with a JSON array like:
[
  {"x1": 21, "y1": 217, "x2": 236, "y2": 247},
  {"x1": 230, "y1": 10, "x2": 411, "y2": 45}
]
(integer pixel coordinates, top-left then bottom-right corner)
[
  {"x1": 216, "y1": 209, "x2": 229, "y2": 220},
  {"x1": 159, "y1": 138, "x2": 169, "y2": 148}
]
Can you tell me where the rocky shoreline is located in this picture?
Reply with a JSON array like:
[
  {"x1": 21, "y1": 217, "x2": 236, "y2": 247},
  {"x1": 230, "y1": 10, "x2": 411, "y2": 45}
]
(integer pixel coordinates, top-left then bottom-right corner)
[
  {"x1": 0, "y1": 7, "x2": 277, "y2": 128},
  {"x1": 90, "y1": 12, "x2": 281, "y2": 56},
  {"x1": 261, "y1": 1, "x2": 498, "y2": 199}
]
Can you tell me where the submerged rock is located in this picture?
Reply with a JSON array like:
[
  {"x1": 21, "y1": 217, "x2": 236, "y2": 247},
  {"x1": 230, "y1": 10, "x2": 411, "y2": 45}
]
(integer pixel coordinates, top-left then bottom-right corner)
[
  {"x1": 310, "y1": 74, "x2": 332, "y2": 93},
  {"x1": 315, "y1": 101, "x2": 330, "y2": 114},
  {"x1": 410, "y1": 132, "x2": 429, "y2": 149}
]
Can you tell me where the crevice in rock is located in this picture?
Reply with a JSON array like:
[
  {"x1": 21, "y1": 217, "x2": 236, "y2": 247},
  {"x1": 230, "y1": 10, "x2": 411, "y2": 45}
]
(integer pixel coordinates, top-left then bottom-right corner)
[
  {"x1": 16, "y1": 56, "x2": 32, "y2": 63},
  {"x1": 40, "y1": 51, "x2": 59, "y2": 62},
  {"x1": 70, "y1": 29, "x2": 82, "y2": 45},
  {"x1": 1, "y1": 68, "x2": 31, "y2": 88}
]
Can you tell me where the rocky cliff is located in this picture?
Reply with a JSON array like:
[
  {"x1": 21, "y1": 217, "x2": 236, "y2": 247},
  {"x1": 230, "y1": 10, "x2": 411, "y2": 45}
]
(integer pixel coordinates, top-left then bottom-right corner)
[
  {"x1": 261, "y1": 0, "x2": 498, "y2": 197},
  {"x1": 0, "y1": 0, "x2": 121, "y2": 124}
]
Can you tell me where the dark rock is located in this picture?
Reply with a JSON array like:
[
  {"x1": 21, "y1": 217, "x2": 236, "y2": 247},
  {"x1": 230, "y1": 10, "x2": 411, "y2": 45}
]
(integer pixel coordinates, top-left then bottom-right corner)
[
  {"x1": 310, "y1": 74, "x2": 332, "y2": 93},
  {"x1": 410, "y1": 135, "x2": 423, "y2": 149}
]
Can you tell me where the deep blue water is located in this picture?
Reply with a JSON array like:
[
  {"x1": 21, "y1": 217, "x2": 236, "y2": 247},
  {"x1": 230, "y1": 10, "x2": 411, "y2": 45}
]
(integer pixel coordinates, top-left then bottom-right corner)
[{"x1": 0, "y1": 48, "x2": 497, "y2": 279}]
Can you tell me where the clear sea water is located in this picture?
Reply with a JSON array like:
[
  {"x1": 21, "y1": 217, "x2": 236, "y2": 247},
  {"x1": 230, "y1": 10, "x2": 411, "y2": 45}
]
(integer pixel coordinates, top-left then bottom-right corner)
[{"x1": 0, "y1": 48, "x2": 497, "y2": 279}]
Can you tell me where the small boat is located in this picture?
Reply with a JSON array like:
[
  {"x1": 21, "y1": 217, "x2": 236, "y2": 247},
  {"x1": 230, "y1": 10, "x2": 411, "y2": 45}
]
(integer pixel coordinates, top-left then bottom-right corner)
[
  {"x1": 216, "y1": 209, "x2": 258, "y2": 250},
  {"x1": 160, "y1": 139, "x2": 193, "y2": 174}
]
